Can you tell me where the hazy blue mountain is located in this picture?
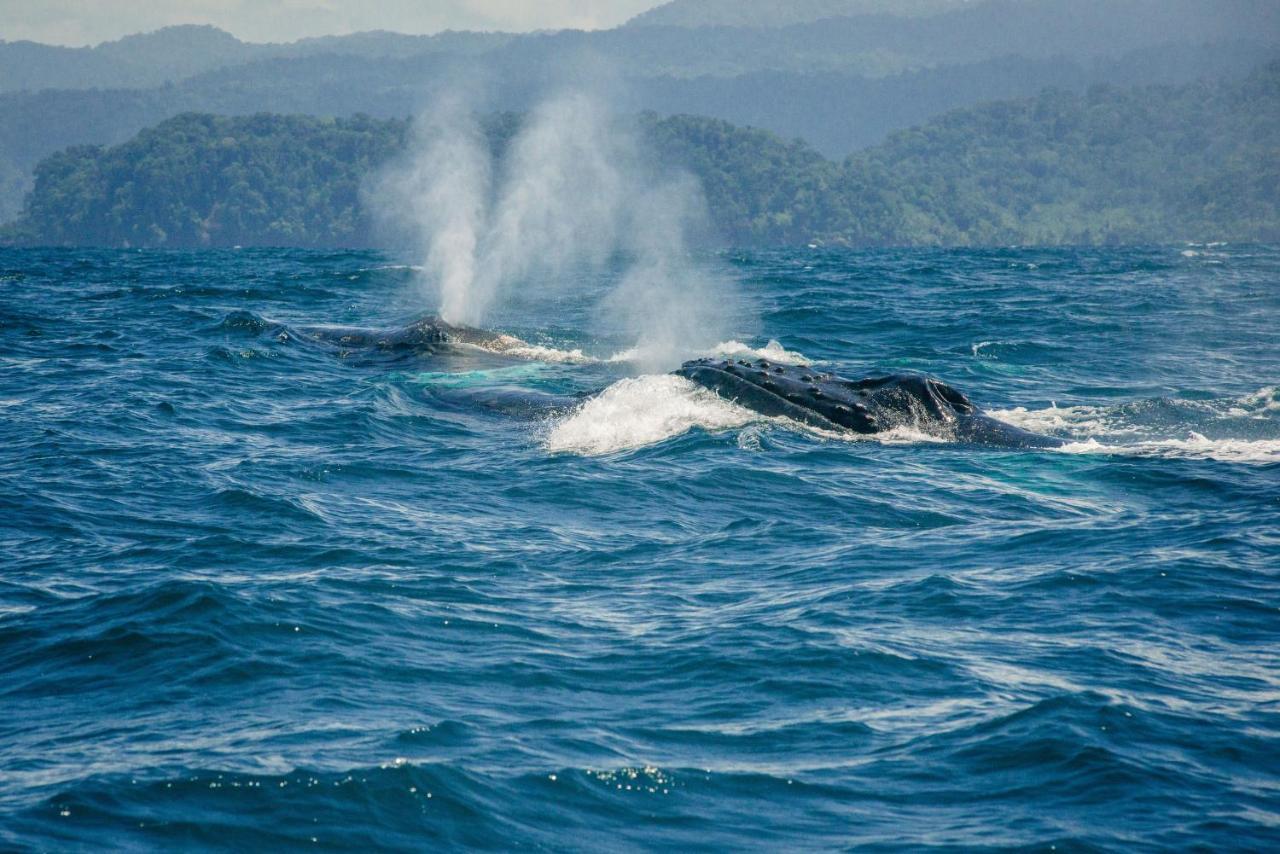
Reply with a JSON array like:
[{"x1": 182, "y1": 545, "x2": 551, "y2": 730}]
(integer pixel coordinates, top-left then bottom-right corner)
[
  {"x1": 0, "y1": 39, "x2": 1267, "y2": 176},
  {"x1": 626, "y1": 0, "x2": 967, "y2": 28},
  {"x1": 431, "y1": 0, "x2": 1280, "y2": 80},
  {"x1": 2, "y1": 0, "x2": 1276, "y2": 220},
  {"x1": 636, "y1": 42, "x2": 1278, "y2": 155},
  {"x1": 834, "y1": 62, "x2": 1280, "y2": 245},
  {"x1": 287, "y1": 29, "x2": 511, "y2": 61},
  {"x1": 0, "y1": 39, "x2": 149, "y2": 93},
  {"x1": 6, "y1": 62, "x2": 1276, "y2": 248},
  {"x1": 4, "y1": 0, "x2": 1276, "y2": 95},
  {"x1": 92, "y1": 25, "x2": 252, "y2": 80},
  {"x1": 0, "y1": 25, "x2": 512, "y2": 95},
  {"x1": 0, "y1": 26, "x2": 257, "y2": 93}
]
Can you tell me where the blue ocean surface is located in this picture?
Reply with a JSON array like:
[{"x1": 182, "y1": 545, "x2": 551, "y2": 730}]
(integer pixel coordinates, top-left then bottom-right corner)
[{"x1": 1, "y1": 245, "x2": 1277, "y2": 850}]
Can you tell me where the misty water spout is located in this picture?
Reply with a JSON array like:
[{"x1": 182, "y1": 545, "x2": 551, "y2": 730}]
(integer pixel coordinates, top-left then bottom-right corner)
[{"x1": 376, "y1": 91, "x2": 738, "y2": 370}]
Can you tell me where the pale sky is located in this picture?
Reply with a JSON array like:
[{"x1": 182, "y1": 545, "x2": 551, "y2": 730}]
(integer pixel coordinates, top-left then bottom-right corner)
[{"x1": 0, "y1": 0, "x2": 668, "y2": 47}]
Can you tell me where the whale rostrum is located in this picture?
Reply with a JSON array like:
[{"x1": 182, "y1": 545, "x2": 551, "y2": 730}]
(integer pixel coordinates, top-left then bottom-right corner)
[{"x1": 675, "y1": 357, "x2": 1064, "y2": 449}]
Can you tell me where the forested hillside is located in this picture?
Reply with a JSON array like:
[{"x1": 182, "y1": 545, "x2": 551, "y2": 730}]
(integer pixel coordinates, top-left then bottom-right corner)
[
  {"x1": 835, "y1": 71, "x2": 1280, "y2": 244},
  {"x1": 4, "y1": 115, "x2": 410, "y2": 248},
  {"x1": 4, "y1": 63, "x2": 1277, "y2": 249},
  {"x1": 2, "y1": 0, "x2": 1275, "y2": 224}
]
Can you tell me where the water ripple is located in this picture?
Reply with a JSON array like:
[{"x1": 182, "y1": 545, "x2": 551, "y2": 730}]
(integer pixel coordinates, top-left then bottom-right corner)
[{"x1": 0, "y1": 246, "x2": 1277, "y2": 848}]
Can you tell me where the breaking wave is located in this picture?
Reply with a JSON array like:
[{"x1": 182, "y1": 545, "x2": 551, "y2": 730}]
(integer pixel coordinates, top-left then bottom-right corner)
[
  {"x1": 991, "y1": 386, "x2": 1280, "y2": 464},
  {"x1": 543, "y1": 375, "x2": 760, "y2": 455}
]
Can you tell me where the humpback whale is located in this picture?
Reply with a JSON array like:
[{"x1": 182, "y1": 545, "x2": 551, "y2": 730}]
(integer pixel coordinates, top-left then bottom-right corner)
[
  {"x1": 298, "y1": 315, "x2": 509, "y2": 356},
  {"x1": 676, "y1": 357, "x2": 1064, "y2": 449},
  {"x1": 291, "y1": 316, "x2": 1063, "y2": 449}
]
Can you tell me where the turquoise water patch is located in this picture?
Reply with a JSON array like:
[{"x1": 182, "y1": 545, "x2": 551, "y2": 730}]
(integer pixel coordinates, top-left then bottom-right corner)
[{"x1": 397, "y1": 363, "x2": 552, "y2": 388}]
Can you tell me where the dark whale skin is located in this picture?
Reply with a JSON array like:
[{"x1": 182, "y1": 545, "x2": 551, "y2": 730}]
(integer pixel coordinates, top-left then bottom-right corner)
[
  {"x1": 676, "y1": 357, "x2": 1065, "y2": 449},
  {"x1": 298, "y1": 315, "x2": 500, "y2": 354}
]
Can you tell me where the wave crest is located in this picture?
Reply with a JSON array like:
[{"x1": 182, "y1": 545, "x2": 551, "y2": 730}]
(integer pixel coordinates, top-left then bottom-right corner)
[
  {"x1": 992, "y1": 387, "x2": 1280, "y2": 464},
  {"x1": 544, "y1": 375, "x2": 759, "y2": 455}
]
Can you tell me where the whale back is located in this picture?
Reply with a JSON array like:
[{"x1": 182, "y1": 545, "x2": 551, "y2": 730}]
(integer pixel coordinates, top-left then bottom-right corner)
[
  {"x1": 675, "y1": 357, "x2": 1062, "y2": 448},
  {"x1": 298, "y1": 315, "x2": 498, "y2": 355}
]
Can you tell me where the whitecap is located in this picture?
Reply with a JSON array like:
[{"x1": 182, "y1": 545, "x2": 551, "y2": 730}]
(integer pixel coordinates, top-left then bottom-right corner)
[
  {"x1": 972, "y1": 340, "x2": 997, "y2": 358},
  {"x1": 466, "y1": 334, "x2": 597, "y2": 364},
  {"x1": 987, "y1": 402, "x2": 1116, "y2": 438},
  {"x1": 702, "y1": 339, "x2": 811, "y2": 365},
  {"x1": 993, "y1": 390, "x2": 1280, "y2": 465},
  {"x1": 543, "y1": 375, "x2": 760, "y2": 455},
  {"x1": 1057, "y1": 434, "x2": 1280, "y2": 465},
  {"x1": 1234, "y1": 386, "x2": 1280, "y2": 415}
]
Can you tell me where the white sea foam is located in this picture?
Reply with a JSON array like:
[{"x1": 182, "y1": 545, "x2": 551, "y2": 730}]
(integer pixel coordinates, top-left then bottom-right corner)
[
  {"x1": 470, "y1": 331, "x2": 805, "y2": 367},
  {"x1": 993, "y1": 386, "x2": 1280, "y2": 435},
  {"x1": 992, "y1": 387, "x2": 1280, "y2": 464},
  {"x1": 590, "y1": 338, "x2": 810, "y2": 368},
  {"x1": 1180, "y1": 246, "x2": 1229, "y2": 261},
  {"x1": 703, "y1": 339, "x2": 812, "y2": 365},
  {"x1": 865, "y1": 425, "x2": 951, "y2": 445},
  {"x1": 988, "y1": 402, "x2": 1118, "y2": 437},
  {"x1": 604, "y1": 346, "x2": 643, "y2": 364},
  {"x1": 544, "y1": 366, "x2": 1278, "y2": 461},
  {"x1": 497, "y1": 344, "x2": 595, "y2": 364},
  {"x1": 1236, "y1": 386, "x2": 1280, "y2": 414},
  {"x1": 542, "y1": 372, "x2": 962, "y2": 456},
  {"x1": 467, "y1": 334, "x2": 596, "y2": 364},
  {"x1": 1058, "y1": 435, "x2": 1280, "y2": 465},
  {"x1": 543, "y1": 375, "x2": 760, "y2": 455}
]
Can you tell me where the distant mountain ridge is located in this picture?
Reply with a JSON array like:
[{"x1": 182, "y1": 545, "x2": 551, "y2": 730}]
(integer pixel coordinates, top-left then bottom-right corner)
[
  {"x1": 626, "y1": 0, "x2": 967, "y2": 28},
  {"x1": 1, "y1": 0, "x2": 1277, "y2": 223},
  {"x1": 1, "y1": 26, "x2": 252, "y2": 93},
  {"x1": 3, "y1": 0, "x2": 1275, "y2": 95},
  {"x1": 0, "y1": 24, "x2": 512, "y2": 95},
  {"x1": 6, "y1": 62, "x2": 1276, "y2": 249}
]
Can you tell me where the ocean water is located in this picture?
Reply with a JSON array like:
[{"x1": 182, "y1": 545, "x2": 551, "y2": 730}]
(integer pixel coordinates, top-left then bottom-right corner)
[{"x1": 1, "y1": 245, "x2": 1277, "y2": 851}]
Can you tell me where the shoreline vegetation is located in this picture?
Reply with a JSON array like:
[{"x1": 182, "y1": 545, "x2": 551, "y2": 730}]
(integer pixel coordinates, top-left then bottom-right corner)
[{"x1": 2, "y1": 61, "x2": 1277, "y2": 250}]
